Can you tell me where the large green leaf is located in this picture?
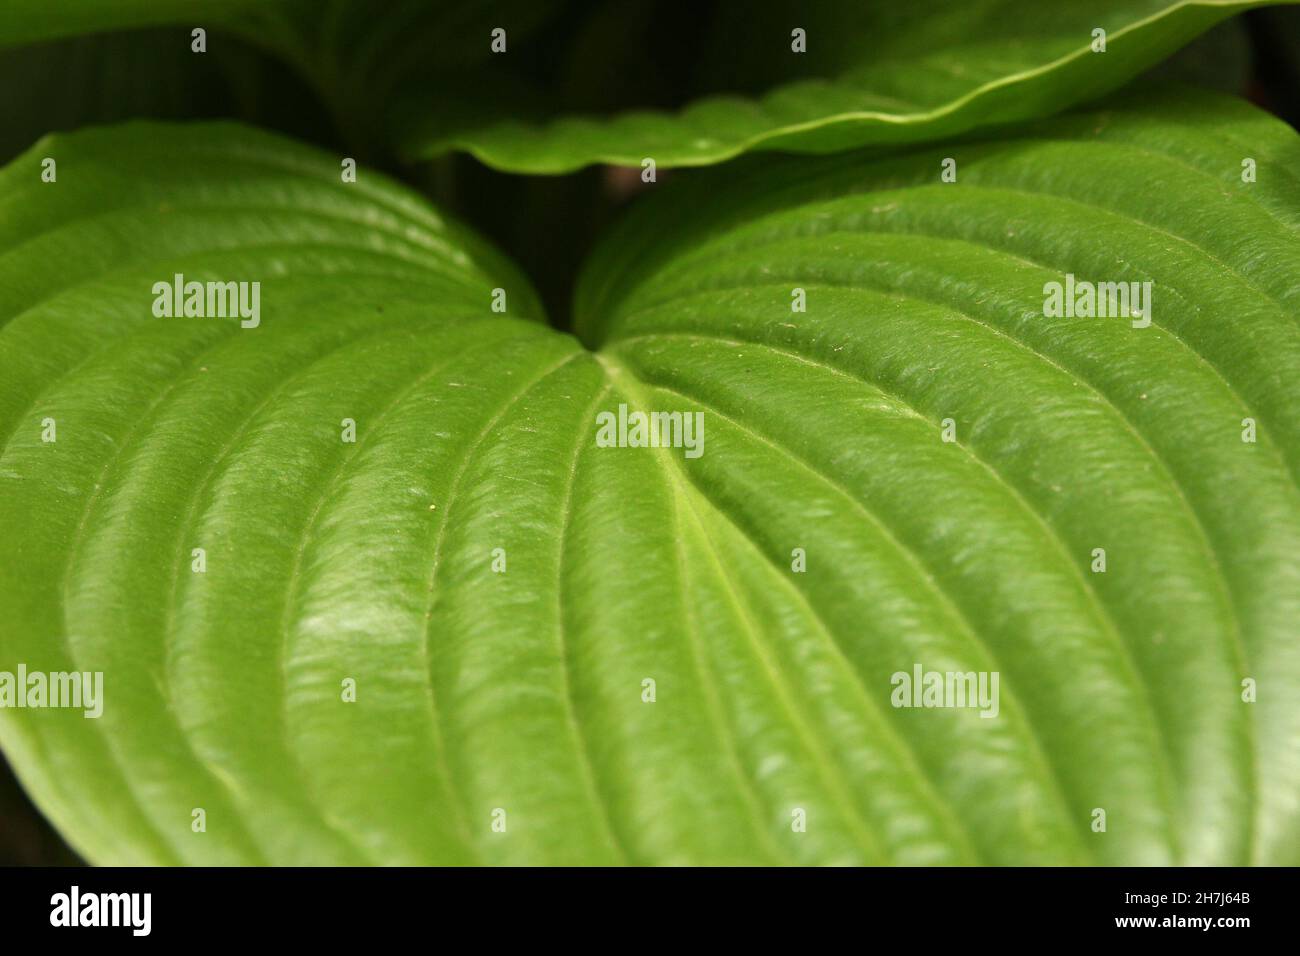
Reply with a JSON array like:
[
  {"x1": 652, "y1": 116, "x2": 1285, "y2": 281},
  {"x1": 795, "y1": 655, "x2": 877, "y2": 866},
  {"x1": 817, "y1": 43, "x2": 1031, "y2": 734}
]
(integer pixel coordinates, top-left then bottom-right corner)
[
  {"x1": 2, "y1": 87, "x2": 1298, "y2": 865},
  {"x1": 398, "y1": 0, "x2": 1292, "y2": 173}
]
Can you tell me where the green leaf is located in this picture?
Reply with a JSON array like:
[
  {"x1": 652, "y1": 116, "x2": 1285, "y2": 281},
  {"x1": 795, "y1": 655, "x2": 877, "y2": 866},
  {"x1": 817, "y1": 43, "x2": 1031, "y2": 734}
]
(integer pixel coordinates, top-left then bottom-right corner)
[
  {"x1": 3, "y1": 87, "x2": 1299, "y2": 865},
  {"x1": 0, "y1": 121, "x2": 550, "y2": 865},
  {"x1": 397, "y1": 0, "x2": 1292, "y2": 173}
]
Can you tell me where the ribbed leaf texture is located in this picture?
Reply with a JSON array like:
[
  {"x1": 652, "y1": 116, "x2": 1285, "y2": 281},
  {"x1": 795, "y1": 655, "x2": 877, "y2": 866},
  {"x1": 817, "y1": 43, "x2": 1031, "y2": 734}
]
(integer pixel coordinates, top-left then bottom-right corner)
[{"x1": 0, "y1": 88, "x2": 1297, "y2": 864}]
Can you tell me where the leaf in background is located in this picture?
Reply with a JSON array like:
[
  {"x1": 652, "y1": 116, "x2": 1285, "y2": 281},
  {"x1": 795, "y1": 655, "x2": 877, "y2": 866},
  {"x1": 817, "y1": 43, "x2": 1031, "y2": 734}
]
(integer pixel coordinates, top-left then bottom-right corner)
[
  {"x1": 4, "y1": 2, "x2": 1290, "y2": 174},
  {"x1": 2, "y1": 88, "x2": 1299, "y2": 865},
  {"x1": 398, "y1": 0, "x2": 1292, "y2": 173},
  {"x1": 0, "y1": 0, "x2": 258, "y2": 46},
  {"x1": 0, "y1": 0, "x2": 571, "y2": 157},
  {"x1": 0, "y1": 28, "x2": 332, "y2": 166}
]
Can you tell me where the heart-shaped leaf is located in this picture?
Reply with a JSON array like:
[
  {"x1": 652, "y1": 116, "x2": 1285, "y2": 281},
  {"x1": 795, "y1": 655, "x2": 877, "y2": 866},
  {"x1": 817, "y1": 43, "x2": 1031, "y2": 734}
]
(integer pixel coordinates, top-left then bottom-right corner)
[{"x1": 2, "y1": 87, "x2": 1298, "y2": 864}]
